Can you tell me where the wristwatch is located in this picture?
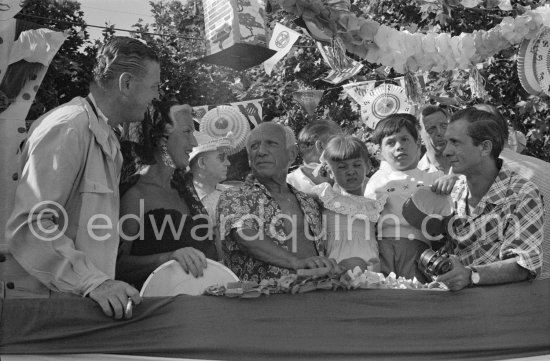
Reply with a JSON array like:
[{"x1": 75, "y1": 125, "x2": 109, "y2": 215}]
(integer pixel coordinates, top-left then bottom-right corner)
[{"x1": 468, "y1": 266, "x2": 480, "y2": 286}]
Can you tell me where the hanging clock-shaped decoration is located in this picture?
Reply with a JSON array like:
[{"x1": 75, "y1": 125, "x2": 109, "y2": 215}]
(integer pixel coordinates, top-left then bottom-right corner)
[
  {"x1": 361, "y1": 84, "x2": 413, "y2": 129},
  {"x1": 517, "y1": 27, "x2": 545, "y2": 96},
  {"x1": 535, "y1": 27, "x2": 550, "y2": 97}
]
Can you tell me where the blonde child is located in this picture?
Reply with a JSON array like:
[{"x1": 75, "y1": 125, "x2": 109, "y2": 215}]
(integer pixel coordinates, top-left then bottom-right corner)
[{"x1": 311, "y1": 134, "x2": 386, "y2": 272}]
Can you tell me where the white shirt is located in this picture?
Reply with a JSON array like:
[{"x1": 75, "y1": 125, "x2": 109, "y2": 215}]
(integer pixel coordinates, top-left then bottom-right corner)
[
  {"x1": 286, "y1": 167, "x2": 317, "y2": 194},
  {"x1": 417, "y1": 153, "x2": 443, "y2": 173},
  {"x1": 365, "y1": 167, "x2": 443, "y2": 244}
]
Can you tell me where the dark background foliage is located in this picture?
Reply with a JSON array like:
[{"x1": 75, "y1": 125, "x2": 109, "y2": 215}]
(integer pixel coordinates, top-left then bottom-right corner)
[{"x1": 17, "y1": 0, "x2": 550, "y2": 178}]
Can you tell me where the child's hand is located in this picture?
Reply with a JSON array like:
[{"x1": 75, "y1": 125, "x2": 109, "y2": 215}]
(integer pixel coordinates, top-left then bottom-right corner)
[{"x1": 431, "y1": 174, "x2": 458, "y2": 195}]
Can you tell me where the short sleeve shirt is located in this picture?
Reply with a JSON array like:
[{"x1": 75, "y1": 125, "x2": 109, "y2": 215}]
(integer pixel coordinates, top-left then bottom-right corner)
[
  {"x1": 217, "y1": 174, "x2": 324, "y2": 282},
  {"x1": 449, "y1": 162, "x2": 543, "y2": 277}
]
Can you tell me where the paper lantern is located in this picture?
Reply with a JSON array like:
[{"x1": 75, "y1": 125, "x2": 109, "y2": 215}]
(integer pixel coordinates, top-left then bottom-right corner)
[
  {"x1": 199, "y1": 105, "x2": 250, "y2": 154},
  {"x1": 293, "y1": 89, "x2": 325, "y2": 115},
  {"x1": 200, "y1": 0, "x2": 276, "y2": 70}
]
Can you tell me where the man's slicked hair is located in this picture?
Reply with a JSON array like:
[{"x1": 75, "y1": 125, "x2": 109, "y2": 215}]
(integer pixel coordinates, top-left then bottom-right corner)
[
  {"x1": 93, "y1": 36, "x2": 159, "y2": 88},
  {"x1": 472, "y1": 103, "x2": 509, "y2": 139},
  {"x1": 421, "y1": 105, "x2": 446, "y2": 119},
  {"x1": 449, "y1": 107, "x2": 505, "y2": 160}
]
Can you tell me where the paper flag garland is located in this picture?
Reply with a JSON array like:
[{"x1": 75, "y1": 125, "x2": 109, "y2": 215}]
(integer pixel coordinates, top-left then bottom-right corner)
[
  {"x1": 264, "y1": 23, "x2": 301, "y2": 75},
  {"x1": 192, "y1": 99, "x2": 263, "y2": 129},
  {"x1": 293, "y1": 89, "x2": 325, "y2": 115}
]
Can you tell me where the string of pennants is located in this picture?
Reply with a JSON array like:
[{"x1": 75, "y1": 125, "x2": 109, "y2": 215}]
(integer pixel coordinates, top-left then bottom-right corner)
[
  {"x1": 192, "y1": 99, "x2": 263, "y2": 129},
  {"x1": 293, "y1": 74, "x2": 428, "y2": 129},
  {"x1": 264, "y1": 22, "x2": 364, "y2": 85},
  {"x1": 189, "y1": 75, "x2": 428, "y2": 138}
]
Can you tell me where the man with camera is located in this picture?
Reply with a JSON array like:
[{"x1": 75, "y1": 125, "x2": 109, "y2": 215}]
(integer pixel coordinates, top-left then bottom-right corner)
[{"x1": 434, "y1": 108, "x2": 543, "y2": 291}]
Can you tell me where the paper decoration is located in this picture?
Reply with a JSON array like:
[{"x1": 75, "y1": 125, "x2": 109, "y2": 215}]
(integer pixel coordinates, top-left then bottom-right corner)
[
  {"x1": 394, "y1": 74, "x2": 429, "y2": 93},
  {"x1": 344, "y1": 74, "x2": 428, "y2": 108},
  {"x1": 193, "y1": 98, "x2": 263, "y2": 129},
  {"x1": 468, "y1": 67, "x2": 488, "y2": 99},
  {"x1": 515, "y1": 26, "x2": 550, "y2": 96},
  {"x1": 517, "y1": 28, "x2": 544, "y2": 95},
  {"x1": 534, "y1": 28, "x2": 550, "y2": 96},
  {"x1": 0, "y1": 5, "x2": 68, "y2": 251},
  {"x1": 200, "y1": 0, "x2": 276, "y2": 70},
  {"x1": 342, "y1": 80, "x2": 376, "y2": 107},
  {"x1": 361, "y1": 84, "x2": 413, "y2": 129},
  {"x1": 264, "y1": 23, "x2": 301, "y2": 75},
  {"x1": 316, "y1": 42, "x2": 363, "y2": 84},
  {"x1": 293, "y1": 89, "x2": 325, "y2": 115},
  {"x1": 276, "y1": 0, "x2": 550, "y2": 73},
  {"x1": 199, "y1": 105, "x2": 251, "y2": 154}
]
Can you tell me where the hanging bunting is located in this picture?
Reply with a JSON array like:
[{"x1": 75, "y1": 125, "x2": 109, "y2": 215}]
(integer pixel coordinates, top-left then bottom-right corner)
[
  {"x1": 395, "y1": 74, "x2": 429, "y2": 92},
  {"x1": 403, "y1": 71, "x2": 424, "y2": 104},
  {"x1": 293, "y1": 89, "x2": 325, "y2": 115},
  {"x1": 316, "y1": 42, "x2": 363, "y2": 84},
  {"x1": 468, "y1": 66, "x2": 488, "y2": 99},
  {"x1": 275, "y1": 0, "x2": 550, "y2": 73},
  {"x1": 193, "y1": 99, "x2": 263, "y2": 129},
  {"x1": 264, "y1": 23, "x2": 301, "y2": 75},
  {"x1": 342, "y1": 80, "x2": 376, "y2": 107},
  {"x1": 200, "y1": 0, "x2": 276, "y2": 70}
]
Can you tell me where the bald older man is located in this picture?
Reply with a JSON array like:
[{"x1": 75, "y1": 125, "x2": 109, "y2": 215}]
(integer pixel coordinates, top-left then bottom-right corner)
[{"x1": 217, "y1": 122, "x2": 339, "y2": 282}]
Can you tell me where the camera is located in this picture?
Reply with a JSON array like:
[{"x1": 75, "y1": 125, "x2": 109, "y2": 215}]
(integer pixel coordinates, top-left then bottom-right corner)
[{"x1": 418, "y1": 248, "x2": 453, "y2": 277}]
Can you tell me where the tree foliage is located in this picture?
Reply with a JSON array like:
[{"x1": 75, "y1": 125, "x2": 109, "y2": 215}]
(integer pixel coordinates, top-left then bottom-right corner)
[{"x1": 24, "y1": 0, "x2": 550, "y2": 164}]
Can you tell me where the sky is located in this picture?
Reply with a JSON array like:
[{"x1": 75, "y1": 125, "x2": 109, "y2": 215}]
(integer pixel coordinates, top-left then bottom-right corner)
[{"x1": 77, "y1": 0, "x2": 156, "y2": 40}]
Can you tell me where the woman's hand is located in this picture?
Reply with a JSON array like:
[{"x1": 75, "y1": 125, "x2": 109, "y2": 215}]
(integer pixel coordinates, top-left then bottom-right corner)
[{"x1": 170, "y1": 247, "x2": 207, "y2": 278}]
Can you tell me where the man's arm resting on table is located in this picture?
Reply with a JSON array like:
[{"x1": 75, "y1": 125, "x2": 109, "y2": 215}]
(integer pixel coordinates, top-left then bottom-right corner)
[
  {"x1": 436, "y1": 257, "x2": 530, "y2": 291},
  {"x1": 231, "y1": 228, "x2": 337, "y2": 270}
]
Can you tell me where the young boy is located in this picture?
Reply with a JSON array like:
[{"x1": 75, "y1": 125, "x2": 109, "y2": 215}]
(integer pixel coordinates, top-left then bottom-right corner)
[{"x1": 364, "y1": 113, "x2": 454, "y2": 282}]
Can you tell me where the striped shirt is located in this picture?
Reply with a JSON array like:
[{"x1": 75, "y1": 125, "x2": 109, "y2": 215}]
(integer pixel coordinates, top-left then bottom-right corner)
[{"x1": 450, "y1": 162, "x2": 543, "y2": 278}]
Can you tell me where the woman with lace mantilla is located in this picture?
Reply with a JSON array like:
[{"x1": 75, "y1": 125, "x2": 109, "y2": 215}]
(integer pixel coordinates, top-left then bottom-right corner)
[
  {"x1": 117, "y1": 101, "x2": 217, "y2": 288},
  {"x1": 311, "y1": 134, "x2": 386, "y2": 272}
]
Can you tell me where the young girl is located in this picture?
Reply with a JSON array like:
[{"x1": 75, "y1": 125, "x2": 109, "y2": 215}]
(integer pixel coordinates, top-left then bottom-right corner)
[{"x1": 311, "y1": 135, "x2": 386, "y2": 272}]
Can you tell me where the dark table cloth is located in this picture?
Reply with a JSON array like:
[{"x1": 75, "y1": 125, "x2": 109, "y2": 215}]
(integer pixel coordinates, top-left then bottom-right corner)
[{"x1": 1, "y1": 280, "x2": 550, "y2": 360}]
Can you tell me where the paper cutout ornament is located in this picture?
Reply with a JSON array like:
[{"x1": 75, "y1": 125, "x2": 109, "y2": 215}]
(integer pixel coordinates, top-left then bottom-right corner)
[
  {"x1": 361, "y1": 84, "x2": 413, "y2": 129},
  {"x1": 200, "y1": 105, "x2": 250, "y2": 154},
  {"x1": 200, "y1": 0, "x2": 276, "y2": 70},
  {"x1": 293, "y1": 89, "x2": 325, "y2": 115},
  {"x1": 534, "y1": 27, "x2": 550, "y2": 96},
  {"x1": 517, "y1": 29, "x2": 544, "y2": 96}
]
